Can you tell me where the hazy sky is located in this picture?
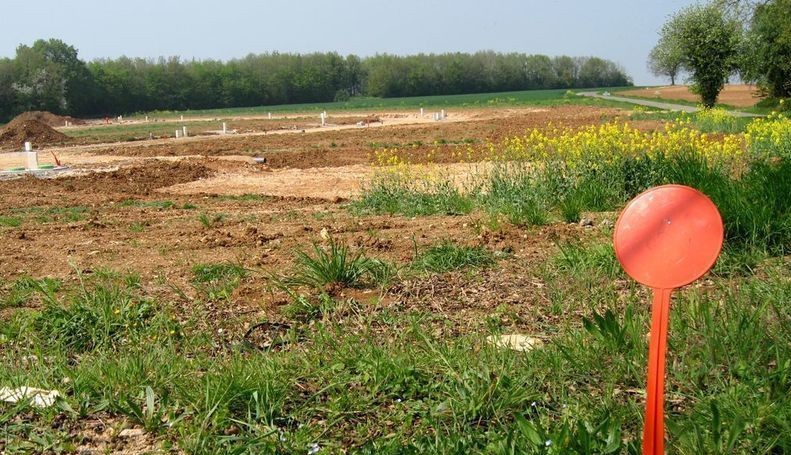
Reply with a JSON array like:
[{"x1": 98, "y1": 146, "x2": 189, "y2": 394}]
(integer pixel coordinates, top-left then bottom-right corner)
[{"x1": 0, "y1": 0, "x2": 699, "y2": 86}]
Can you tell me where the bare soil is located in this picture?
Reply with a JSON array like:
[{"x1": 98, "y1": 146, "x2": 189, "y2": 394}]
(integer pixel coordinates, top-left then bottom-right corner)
[
  {"x1": 13, "y1": 111, "x2": 86, "y2": 127},
  {"x1": 619, "y1": 84, "x2": 764, "y2": 108},
  {"x1": 0, "y1": 116, "x2": 71, "y2": 151},
  {"x1": 0, "y1": 104, "x2": 628, "y2": 342}
]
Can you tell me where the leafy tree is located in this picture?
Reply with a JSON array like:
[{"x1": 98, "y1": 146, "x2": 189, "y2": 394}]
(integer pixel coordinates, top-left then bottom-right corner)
[
  {"x1": 12, "y1": 39, "x2": 96, "y2": 115},
  {"x1": 658, "y1": 3, "x2": 742, "y2": 106},
  {"x1": 0, "y1": 58, "x2": 18, "y2": 122},
  {"x1": 648, "y1": 35, "x2": 684, "y2": 85},
  {"x1": 744, "y1": 0, "x2": 791, "y2": 97}
]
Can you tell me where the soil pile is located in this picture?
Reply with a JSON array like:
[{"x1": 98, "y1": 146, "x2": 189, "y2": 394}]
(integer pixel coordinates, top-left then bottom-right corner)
[
  {"x1": 0, "y1": 116, "x2": 70, "y2": 151},
  {"x1": 13, "y1": 111, "x2": 86, "y2": 127}
]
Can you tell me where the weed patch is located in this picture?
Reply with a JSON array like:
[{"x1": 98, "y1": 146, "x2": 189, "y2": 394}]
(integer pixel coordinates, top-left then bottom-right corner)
[
  {"x1": 412, "y1": 242, "x2": 494, "y2": 273},
  {"x1": 191, "y1": 263, "x2": 247, "y2": 301}
]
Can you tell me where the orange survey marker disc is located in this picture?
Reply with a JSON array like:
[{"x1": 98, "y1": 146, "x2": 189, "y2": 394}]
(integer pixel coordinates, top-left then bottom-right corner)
[{"x1": 613, "y1": 184, "x2": 723, "y2": 455}]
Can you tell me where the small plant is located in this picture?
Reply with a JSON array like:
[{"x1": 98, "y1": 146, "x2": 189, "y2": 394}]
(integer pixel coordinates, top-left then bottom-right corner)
[
  {"x1": 0, "y1": 215, "x2": 22, "y2": 227},
  {"x1": 116, "y1": 386, "x2": 175, "y2": 433},
  {"x1": 366, "y1": 258, "x2": 400, "y2": 288},
  {"x1": 290, "y1": 237, "x2": 374, "y2": 289},
  {"x1": 129, "y1": 222, "x2": 146, "y2": 233},
  {"x1": 582, "y1": 308, "x2": 633, "y2": 351},
  {"x1": 191, "y1": 263, "x2": 247, "y2": 301},
  {"x1": 29, "y1": 206, "x2": 89, "y2": 223},
  {"x1": 1, "y1": 276, "x2": 60, "y2": 309},
  {"x1": 212, "y1": 194, "x2": 266, "y2": 203},
  {"x1": 35, "y1": 274, "x2": 154, "y2": 352},
  {"x1": 412, "y1": 242, "x2": 494, "y2": 273},
  {"x1": 554, "y1": 241, "x2": 621, "y2": 278},
  {"x1": 281, "y1": 293, "x2": 335, "y2": 321},
  {"x1": 120, "y1": 199, "x2": 175, "y2": 210},
  {"x1": 198, "y1": 212, "x2": 226, "y2": 228}
]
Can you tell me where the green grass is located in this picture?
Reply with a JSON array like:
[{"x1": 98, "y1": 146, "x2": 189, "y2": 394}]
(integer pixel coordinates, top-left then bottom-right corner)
[
  {"x1": 412, "y1": 242, "x2": 495, "y2": 273},
  {"x1": 0, "y1": 215, "x2": 22, "y2": 227},
  {"x1": 630, "y1": 109, "x2": 754, "y2": 133},
  {"x1": 1, "y1": 259, "x2": 789, "y2": 452},
  {"x1": 9, "y1": 206, "x2": 89, "y2": 224},
  {"x1": 191, "y1": 263, "x2": 247, "y2": 301},
  {"x1": 119, "y1": 199, "x2": 176, "y2": 210},
  {"x1": 356, "y1": 150, "x2": 791, "y2": 257},
  {"x1": 288, "y1": 237, "x2": 385, "y2": 290},
  {"x1": 125, "y1": 88, "x2": 638, "y2": 120},
  {"x1": 554, "y1": 242, "x2": 621, "y2": 279},
  {"x1": 63, "y1": 120, "x2": 222, "y2": 142},
  {"x1": 209, "y1": 193, "x2": 268, "y2": 203},
  {"x1": 352, "y1": 179, "x2": 474, "y2": 217},
  {"x1": 198, "y1": 212, "x2": 226, "y2": 228},
  {"x1": 0, "y1": 276, "x2": 60, "y2": 309}
]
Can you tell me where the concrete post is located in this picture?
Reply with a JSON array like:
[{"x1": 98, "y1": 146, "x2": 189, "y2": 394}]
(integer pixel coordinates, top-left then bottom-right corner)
[
  {"x1": 24, "y1": 142, "x2": 37, "y2": 169},
  {"x1": 182, "y1": 126, "x2": 188, "y2": 137}
]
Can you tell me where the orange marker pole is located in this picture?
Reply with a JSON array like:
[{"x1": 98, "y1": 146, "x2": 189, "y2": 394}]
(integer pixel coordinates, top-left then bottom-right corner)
[
  {"x1": 613, "y1": 185, "x2": 724, "y2": 455},
  {"x1": 644, "y1": 288, "x2": 671, "y2": 455}
]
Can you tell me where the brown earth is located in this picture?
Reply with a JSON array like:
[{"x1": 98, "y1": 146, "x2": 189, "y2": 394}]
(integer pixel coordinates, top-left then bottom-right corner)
[
  {"x1": 0, "y1": 105, "x2": 639, "y2": 452},
  {"x1": 12, "y1": 110, "x2": 86, "y2": 127},
  {"x1": 48, "y1": 105, "x2": 624, "y2": 170},
  {"x1": 0, "y1": 104, "x2": 640, "y2": 346},
  {"x1": 0, "y1": 117, "x2": 71, "y2": 151},
  {"x1": 619, "y1": 84, "x2": 764, "y2": 107}
]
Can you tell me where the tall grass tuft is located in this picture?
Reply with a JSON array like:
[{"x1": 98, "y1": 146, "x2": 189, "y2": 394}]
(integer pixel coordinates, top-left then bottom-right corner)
[{"x1": 290, "y1": 237, "x2": 375, "y2": 289}]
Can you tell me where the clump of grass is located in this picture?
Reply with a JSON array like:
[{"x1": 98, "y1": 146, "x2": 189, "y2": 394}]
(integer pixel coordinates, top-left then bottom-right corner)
[
  {"x1": 353, "y1": 179, "x2": 473, "y2": 216},
  {"x1": 24, "y1": 206, "x2": 89, "y2": 223},
  {"x1": 0, "y1": 215, "x2": 22, "y2": 227},
  {"x1": 290, "y1": 237, "x2": 375, "y2": 289},
  {"x1": 1, "y1": 276, "x2": 60, "y2": 309},
  {"x1": 412, "y1": 241, "x2": 494, "y2": 273},
  {"x1": 198, "y1": 212, "x2": 226, "y2": 228},
  {"x1": 211, "y1": 194, "x2": 267, "y2": 203},
  {"x1": 192, "y1": 263, "x2": 247, "y2": 301},
  {"x1": 34, "y1": 273, "x2": 156, "y2": 353},
  {"x1": 120, "y1": 199, "x2": 175, "y2": 209},
  {"x1": 554, "y1": 241, "x2": 621, "y2": 278}
]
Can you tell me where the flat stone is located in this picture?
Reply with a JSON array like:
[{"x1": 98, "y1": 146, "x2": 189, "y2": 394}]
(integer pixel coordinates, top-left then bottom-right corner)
[
  {"x1": 0, "y1": 386, "x2": 61, "y2": 407},
  {"x1": 487, "y1": 334, "x2": 544, "y2": 352},
  {"x1": 118, "y1": 428, "x2": 145, "y2": 438}
]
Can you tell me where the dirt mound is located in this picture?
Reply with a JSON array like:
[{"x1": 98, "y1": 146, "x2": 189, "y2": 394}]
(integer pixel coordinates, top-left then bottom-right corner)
[
  {"x1": 0, "y1": 160, "x2": 214, "y2": 207},
  {"x1": 13, "y1": 111, "x2": 86, "y2": 127},
  {"x1": 61, "y1": 160, "x2": 214, "y2": 196},
  {"x1": 0, "y1": 117, "x2": 70, "y2": 151}
]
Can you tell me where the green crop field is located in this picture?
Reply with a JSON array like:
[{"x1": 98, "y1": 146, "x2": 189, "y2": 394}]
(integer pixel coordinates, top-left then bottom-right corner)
[{"x1": 127, "y1": 88, "x2": 637, "y2": 120}]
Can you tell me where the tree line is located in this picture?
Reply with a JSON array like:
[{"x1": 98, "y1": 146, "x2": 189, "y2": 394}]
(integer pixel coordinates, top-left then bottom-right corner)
[
  {"x1": 648, "y1": 0, "x2": 790, "y2": 106},
  {"x1": 0, "y1": 41, "x2": 631, "y2": 122}
]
